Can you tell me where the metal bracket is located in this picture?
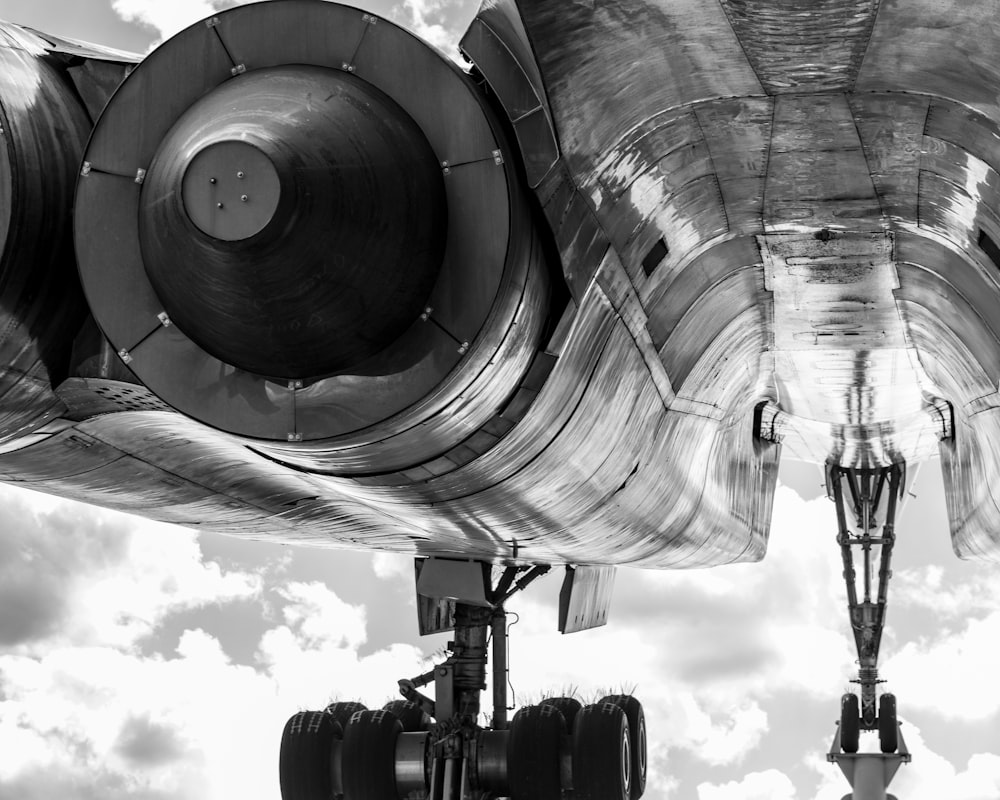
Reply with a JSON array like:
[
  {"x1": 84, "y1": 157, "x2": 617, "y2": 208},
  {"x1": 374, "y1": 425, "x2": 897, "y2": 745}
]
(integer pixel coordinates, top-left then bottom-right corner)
[
  {"x1": 134, "y1": 168, "x2": 146, "y2": 185},
  {"x1": 117, "y1": 348, "x2": 133, "y2": 365},
  {"x1": 230, "y1": 63, "x2": 247, "y2": 76},
  {"x1": 157, "y1": 311, "x2": 171, "y2": 327},
  {"x1": 80, "y1": 161, "x2": 92, "y2": 177},
  {"x1": 205, "y1": 16, "x2": 221, "y2": 28},
  {"x1": 362, "y1": 12, "x2": 378, "y2": 24},
  {"x1": 492, "y1": 149, "x2": 504, "y2": 166},
  {"x1": 828, "y1": 721, "x2": 911, "y2": 795},
  {"x1": 287, "y1": 432, "x2": 302, "y2": 442},
  {"x1": 341, "y1": 62, "x2": 356, "y2": 73}
]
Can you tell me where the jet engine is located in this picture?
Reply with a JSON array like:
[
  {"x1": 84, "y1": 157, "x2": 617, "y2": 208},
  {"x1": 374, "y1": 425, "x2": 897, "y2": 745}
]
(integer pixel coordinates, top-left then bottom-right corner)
[
  {"x1": 74, "y1": 1, "x2": 553, "y2": 477},
  {"x1": 0, "y1": 25, "x2": 95, "y2": 444}
]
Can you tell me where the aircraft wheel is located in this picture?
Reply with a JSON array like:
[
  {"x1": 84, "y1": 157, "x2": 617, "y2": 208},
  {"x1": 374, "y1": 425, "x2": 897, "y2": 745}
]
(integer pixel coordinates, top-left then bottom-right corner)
[
  {"x1": 279, "y1": 710, "x2": 342, "y2": 800},
  {"x1": 342, "y1": 709, "x2": 402, "y2": 800},
  {"x1": 325, "y1": 700, "x2": 367, "y2": 728},
  {"x1": 879, "y1": 694, "x2": 898, "y2": 754},
  {"x1": 573, "y1": 703, "x2": 631, "y2": 800},
  {"x1": 383, "y1": 699, "x2": 430, "y2": 731},
  {"x1": 540, "y1": 696, "x2": 582, "y2": 731},
  {"x1": 508, "y1": 704, "x2": 564, "y2": 800},
  {"x1": 600, "y1": 695, "x2": 647, "y2": 800},
  {"x1": 840, "y1": 694, "x2": 860, "y2": 754}
]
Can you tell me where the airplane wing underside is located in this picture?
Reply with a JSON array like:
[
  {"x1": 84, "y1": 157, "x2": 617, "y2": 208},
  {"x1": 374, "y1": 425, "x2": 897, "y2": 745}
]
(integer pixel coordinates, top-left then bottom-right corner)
[{"x1": 1, "y1": 0, "x2": 999, "y2": 564}]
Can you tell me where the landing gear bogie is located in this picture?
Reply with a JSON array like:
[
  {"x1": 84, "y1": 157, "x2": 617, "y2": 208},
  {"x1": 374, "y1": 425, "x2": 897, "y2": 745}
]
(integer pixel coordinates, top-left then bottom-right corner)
[{"x1": 279, "y1": 563, "x2": 647, "y2": 800}]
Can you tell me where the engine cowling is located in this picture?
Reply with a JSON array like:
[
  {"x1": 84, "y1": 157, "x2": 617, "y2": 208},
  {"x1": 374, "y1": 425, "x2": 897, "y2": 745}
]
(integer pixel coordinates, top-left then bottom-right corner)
[
  {"x1": 74, "y1": 1, "x2": 552, "y2": 476},
  {"x1": 0, "y1": 24, "x2": 94, "y2": 443}
]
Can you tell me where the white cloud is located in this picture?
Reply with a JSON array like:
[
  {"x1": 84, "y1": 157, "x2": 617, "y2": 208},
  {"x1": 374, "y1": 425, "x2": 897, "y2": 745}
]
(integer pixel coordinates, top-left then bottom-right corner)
[
  {"x1": 885, "y1": 611, "x2": 1000, "y2": 720},
  {"x1": 895, "y1": 564, "x2": 1000, "y2": 619},
  {"x1": 372, "y1": 551, "x2": 412, "y2": 580},
  {"x1": 111, "y1": 0, "x2": 219, "y2": 43},
  {"x1": 0, "y1": 564, "x2": 429, "y2": 800},
  {"x1": 0, "y1": 484, "x2": 259, "y2": 654},
  {"x1": 697, "y1": 768, "x2": 797, "y2": 800},
  {"x1": 0, "y1": 483, "x2": 433, "y2": 799},
  {"x1": 390, "y1": 0, "x2": 468, "y2": 55},
  {"x1": 110, "y1": 0, "x2": 475, "y2": 55}
]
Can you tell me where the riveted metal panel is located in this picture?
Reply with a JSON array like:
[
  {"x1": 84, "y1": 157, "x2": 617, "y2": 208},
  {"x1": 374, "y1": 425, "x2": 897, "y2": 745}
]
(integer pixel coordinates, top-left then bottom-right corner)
[
  {"x1": 351, "y1": 16, "x2": 498, "y2": 167},
  {"x1": 291, "y1": 321, "x2": 462, "y2": 440},
  {"x1": 81, "y1": 21, "x2": 233, "y2": 174},
  {"x1": 514, "y1": 0, "x2": 762, "y2": 187},
  {"x1": 74, "y1": 173, "x2": 162, "y2": 350},
  {"x1": 719, "y1": 0, "x2": 879, "y2": 94},
  {"x1": 430, "y1": 159, "x2": 510, "y2": 344},
  {"x1": 211, "y1": 0, "x2": 369, "y2": 73},
  {"x1": 645, "y1": 236, "x2": 763, "y2": 342},
  {"x1": 857, "y1": 0, "x2": 1000, "y2": 121},
  {"x1": 126, "y1": 324, "x2": 295, "y2": 441},
  {"x1": 460, "y1": 12, "x2": 560, "y2": 186},
  {"x1": 0, "y1": 31, "x2": 92, "y2": 444}
]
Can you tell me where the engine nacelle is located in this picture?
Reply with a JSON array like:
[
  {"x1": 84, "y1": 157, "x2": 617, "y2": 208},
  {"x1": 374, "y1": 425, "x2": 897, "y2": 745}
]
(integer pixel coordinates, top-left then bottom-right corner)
[
  {"x1": 75, "y1": 1, "x2": 552, "y2": 476},
  {"x1": 0, "y1": 24, "x2": 95, "y2": 444}
]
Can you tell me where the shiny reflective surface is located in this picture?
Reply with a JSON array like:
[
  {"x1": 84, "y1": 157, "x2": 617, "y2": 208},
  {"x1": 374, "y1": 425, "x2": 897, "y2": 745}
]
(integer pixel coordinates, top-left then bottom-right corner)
[
  {"x1": 0, "y1": 24, "x2": 92, "y2": 445},
  {"x1": 503, "y1": 0, "x2": 1000, "y2": 559},
  {"x1": 141, "y1": 65, "x2": 446, "y2": 378},
  {"x1": 5, "y1": 0, "x2": 1000, "y2": 567}
]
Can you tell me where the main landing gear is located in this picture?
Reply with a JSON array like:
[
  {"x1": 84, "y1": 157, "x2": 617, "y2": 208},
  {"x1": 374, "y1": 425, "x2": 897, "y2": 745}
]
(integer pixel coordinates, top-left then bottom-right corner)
[
  {"x1": 279, "y1": 563, "x2": 647, "y2": 800},
  {"x1": 826, "y1": 465, "x2": 911, "y2": 798}
]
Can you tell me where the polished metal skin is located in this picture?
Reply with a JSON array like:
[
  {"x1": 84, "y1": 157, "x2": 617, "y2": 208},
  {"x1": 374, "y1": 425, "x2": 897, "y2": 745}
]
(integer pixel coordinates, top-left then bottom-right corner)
[
  {"x1": 1, "y1": 0, "x2": 1000, "y2": 567},
  {"x1": 140, "y1": 65, "x2": 447, "y2": 378}
]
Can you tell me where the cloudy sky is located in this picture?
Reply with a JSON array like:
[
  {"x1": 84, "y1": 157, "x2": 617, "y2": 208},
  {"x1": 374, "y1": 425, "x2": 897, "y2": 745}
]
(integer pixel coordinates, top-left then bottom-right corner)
[{"x1": 3, "y1": 0, "x2": 1000, "y2": 798}]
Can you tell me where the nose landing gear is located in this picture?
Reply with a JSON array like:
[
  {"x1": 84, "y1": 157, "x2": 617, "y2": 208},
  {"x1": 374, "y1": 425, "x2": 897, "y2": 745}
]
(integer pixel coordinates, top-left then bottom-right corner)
[
  {"x1": 279, "y1": 563, "x2": 647, "y2": 800},
  {"x1": 826, "y1": 465, "x2": 911, "y2": 797}
]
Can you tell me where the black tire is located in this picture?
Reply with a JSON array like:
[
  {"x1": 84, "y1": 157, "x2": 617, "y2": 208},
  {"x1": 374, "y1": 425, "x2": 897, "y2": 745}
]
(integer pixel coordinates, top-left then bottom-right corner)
[
  {"x1": 840, "y1": 694, "x2": 860, "y2": 754},
  {"x1": 508, "y1": 704, "x2": 564, "y2": 800},
  {"x1": 879, "y1": 694, "x2": 898, "y2": 754},
  {"x1": 599, "y1": 695, "x2": 647, "y2": 800},
  {"x1": 573, "y1": 703, "x2": 631, "y2": 800},
  {"x1": 279, "y1": 710, "x2": 342, "y2": 800},
  {"x1": 342, "y1": 709, "x2": 402, "y2": 800},
  {"x1": 540, "y1": 696, "x2": 583, "y2": 732},
  {"x1": 383, "y1": 699, "x2": 431, "y2": 732},
  {"x1": 325, "y1": 700, "x2": 367, "y2": 729}
]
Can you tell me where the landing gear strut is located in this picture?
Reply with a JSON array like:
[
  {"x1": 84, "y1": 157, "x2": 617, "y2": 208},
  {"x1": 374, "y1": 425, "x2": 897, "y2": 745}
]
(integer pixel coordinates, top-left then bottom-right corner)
[
  {"x1": 279, "y1": 562, "x2": 647, "y2": 800},
  {"x1": 826, "y1": 464, "x2": 911, "y2": 796}
]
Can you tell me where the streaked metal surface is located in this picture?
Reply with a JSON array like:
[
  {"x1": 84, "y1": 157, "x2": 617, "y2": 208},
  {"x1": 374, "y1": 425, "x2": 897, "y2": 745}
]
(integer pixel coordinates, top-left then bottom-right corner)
[
  {"x1": 7, "y1": 0, "x2": 1000, "y2": 567},
  {"x1": 483, "y1": 0, "x2": 1000, "y2": 561},
  {"x1": 0, "y1": 25, "x2": 92, "y2": 447}
]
